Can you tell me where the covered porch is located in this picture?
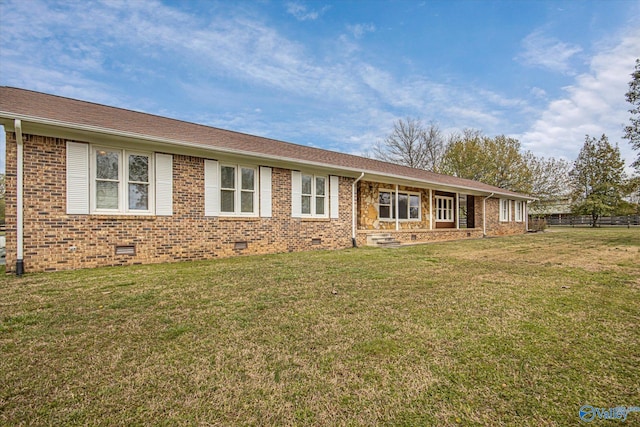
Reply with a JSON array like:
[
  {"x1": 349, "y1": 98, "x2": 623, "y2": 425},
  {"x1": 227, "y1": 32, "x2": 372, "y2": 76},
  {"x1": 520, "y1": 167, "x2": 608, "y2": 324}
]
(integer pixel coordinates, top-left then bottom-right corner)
[{"x1": 355, "y1": 180, "x2": 487, "y2": 246}]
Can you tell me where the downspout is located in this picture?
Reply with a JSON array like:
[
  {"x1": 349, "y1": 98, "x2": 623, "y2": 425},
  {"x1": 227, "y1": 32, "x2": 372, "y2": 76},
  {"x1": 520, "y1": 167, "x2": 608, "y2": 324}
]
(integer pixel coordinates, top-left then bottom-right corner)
[
  {"x1": 525, "y1": 200, "x2": 530, "y2": 231},
  {"x1": 14, "y1": 119, "x2": 24, "y2": 276},
  {"x1": 351, "y1": 173, "x2": 365, "y2": 247},
  {"x1": 482, "y1": 192, "x2": 494, "y2": 237},
  {"x1": 395, "y1": 184, "x2": 399, "y2": 231}
]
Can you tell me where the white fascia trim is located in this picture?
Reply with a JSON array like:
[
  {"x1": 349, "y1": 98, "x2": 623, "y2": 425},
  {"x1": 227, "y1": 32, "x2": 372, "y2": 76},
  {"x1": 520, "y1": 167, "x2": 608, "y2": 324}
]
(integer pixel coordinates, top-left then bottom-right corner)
[{"x1": 1, "y1": 113, "x2": 535, "y2": 201}]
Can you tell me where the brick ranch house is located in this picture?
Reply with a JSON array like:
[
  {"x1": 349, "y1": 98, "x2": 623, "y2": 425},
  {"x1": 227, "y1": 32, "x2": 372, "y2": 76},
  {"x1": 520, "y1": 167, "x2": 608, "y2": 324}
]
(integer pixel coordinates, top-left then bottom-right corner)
[{"x1": 0, "y1": 87, "x2": 533, "y2": 274}]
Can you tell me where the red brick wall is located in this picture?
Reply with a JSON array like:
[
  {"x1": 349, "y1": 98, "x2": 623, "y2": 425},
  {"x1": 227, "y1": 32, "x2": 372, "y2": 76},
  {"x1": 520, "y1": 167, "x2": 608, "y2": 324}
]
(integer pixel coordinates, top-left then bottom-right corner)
[
  {"x1": 4, "y1": 133, "x2": 354, "y2": 273},
  {"x1": 483, "y1": 197, "x2": 527, "y2": 236}
]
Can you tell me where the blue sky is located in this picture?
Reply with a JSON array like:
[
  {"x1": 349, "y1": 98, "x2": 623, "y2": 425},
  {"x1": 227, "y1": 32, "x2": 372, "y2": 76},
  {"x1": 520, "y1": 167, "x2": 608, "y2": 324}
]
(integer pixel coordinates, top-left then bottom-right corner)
[{"x1": 1, "y1": 0, "x2": 639, "y2": 173}]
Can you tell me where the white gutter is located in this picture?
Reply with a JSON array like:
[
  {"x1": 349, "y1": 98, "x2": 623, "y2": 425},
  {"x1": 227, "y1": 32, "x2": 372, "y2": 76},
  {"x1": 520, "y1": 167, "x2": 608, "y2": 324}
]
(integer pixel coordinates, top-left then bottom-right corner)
[
  {"x1": 0, "y1": 113, "x2": 535, "y2": 201},
  {"x1": 482, "y1": 192, "x2": 495, "y2": 237},
  {"x1": 351, "y1": 173, "x2": 365, "y2": 246},
  {"x1": 14, "y1": 119, "x2": 24, "y2": 275}
]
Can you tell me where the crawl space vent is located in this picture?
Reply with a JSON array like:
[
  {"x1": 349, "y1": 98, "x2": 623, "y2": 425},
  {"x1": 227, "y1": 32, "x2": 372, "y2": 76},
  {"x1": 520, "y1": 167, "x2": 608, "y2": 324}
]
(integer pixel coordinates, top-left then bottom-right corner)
[
  {"x1": 311, "y1": 238, "x2": 322, "y2": 245},
  {"x1": 115, "y1": 245, "x2": 135, "y2": 255},
  {"x1": 234, "y1": 241, "x2": 248, "y2": 250}
]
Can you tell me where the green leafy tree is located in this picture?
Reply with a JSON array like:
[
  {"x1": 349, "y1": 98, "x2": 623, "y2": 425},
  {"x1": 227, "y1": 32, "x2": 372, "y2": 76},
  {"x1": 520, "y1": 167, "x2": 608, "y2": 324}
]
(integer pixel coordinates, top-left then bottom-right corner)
[
  {"x1": 525, "y1": 153, "x2": 571, "y2": 215},
  {"x1": 619, "y1": 176, "x2": 640, "y2": 215},
  {"x1": 439, "y1": 129, "x2": 485, "y2": 180},
  {"x1": 623, "y1": 58, "x2": 640, "y2": 171},
  {"x1": 440, "y1": 131, "x2": 532, "y2": 193},
  {"x1": 569, "y1": 134, "x2": 626, "y2": 226}
]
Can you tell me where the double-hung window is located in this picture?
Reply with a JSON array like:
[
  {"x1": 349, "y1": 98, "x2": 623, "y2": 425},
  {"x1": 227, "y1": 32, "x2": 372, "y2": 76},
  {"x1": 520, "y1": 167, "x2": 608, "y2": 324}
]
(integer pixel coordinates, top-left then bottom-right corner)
[
  {"x1": 379, "y1": 191, "x2": 393, "y2": 219},
  {"x1": 515, "y1": 200, "x2": 524, "y2": 222},
  {"x1": 220, "y1": 165, "x2": 257, "y2": 215},
  {"x1": 301, "y1": 174, "x2": 327, "y2": 216},
  {"x1": 92, "y1": 147, "x2": 153, "y2": 213},
  {"x1": 67, "y1": 141, "x2": 172, "y2": 216},
  {"x1": 435, "y1": 195, "x2": 454, "y2": 222},
  {"x1": 500, "y1": 199, "x2": 511, "y2": 222},
  {"x1": 291, "y1": 171, "x2": 337, "y2": 219},
  {"x1": 379, "y1": 190, "x2": 420, "y2": 220}
]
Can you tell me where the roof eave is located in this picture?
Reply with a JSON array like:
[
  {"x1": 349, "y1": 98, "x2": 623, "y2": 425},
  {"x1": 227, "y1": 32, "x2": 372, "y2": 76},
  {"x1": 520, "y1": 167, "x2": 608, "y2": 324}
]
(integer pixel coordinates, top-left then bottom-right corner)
[{"x1": 0, "y1": 112, "x2": 535, "y2": 201}]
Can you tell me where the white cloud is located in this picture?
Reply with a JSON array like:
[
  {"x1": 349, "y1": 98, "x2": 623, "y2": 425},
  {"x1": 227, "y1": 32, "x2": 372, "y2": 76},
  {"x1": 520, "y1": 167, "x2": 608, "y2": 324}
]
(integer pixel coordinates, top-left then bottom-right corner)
[
  {"x1": 0, "y1": 0, "x2": 563, "y2": 163},
  {"x1": 347, "y1": 23, "x2": 376, "y2": 39},
  {"x1": 530, "y1": 87, "x2": 547, "y2": 99},
  {"x1": 516, "y1": 30, "x2": 583, "y2": 74},
  {"x1": 286, "y1": 2, "x2": 329, "y2": 21},
  {"x1": 519, "y1": 29, "x2": 640, "y2": 170}
]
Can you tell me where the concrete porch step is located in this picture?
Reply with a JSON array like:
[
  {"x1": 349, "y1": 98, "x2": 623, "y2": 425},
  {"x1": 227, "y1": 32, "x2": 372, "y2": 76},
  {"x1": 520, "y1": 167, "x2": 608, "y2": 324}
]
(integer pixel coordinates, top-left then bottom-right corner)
[{"x1": 366, "y1": 233, "x2": 402, "y2": 248}]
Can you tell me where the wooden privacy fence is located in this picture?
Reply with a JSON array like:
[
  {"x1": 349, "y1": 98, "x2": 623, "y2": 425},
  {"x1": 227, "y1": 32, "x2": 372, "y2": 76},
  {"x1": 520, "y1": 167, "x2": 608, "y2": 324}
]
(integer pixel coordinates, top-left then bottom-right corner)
[{"x1": 530, "y1": 215, "x2": 640, "y2": 227}]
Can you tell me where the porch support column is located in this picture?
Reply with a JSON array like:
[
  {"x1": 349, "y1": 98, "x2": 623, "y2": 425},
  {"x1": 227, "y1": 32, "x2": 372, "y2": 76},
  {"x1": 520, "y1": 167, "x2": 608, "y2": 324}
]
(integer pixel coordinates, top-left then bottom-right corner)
[
  {"x1": 351, "y1": 173, "x2": 365, "y2": 246},
  {"x1": 429, "y1": 188, "x2": 433, "y2": 230},
  {"x1": 482, "y1": 193, "x2": 494, "y2": 237},
  {"x1": 456, "y1": 192, "x2": 460, "y2": 229},
  {"x1": 395, "y1": 184, "x2": 399, "y2": 231}
]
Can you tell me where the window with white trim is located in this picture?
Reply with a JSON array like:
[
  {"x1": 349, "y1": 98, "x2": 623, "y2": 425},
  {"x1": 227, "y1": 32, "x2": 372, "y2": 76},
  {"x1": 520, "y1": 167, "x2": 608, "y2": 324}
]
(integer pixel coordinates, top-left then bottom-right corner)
[
  {"x1": 301, "y1": 174, "x2": 327, "y2": 217},
  {"x1": 220, "y1": 164, "x2": 257, "y2": 215},
  {"x1": 92, "y1": 147, "x2": 153, "y2": 213},
  {"x1": 515, "y1": 200, "x2": 524, "y2": 222},
  {"x1": 435, "y1": 195, "x2": 454, "y2": 222},
  {"x1": 500, "y1": 199, "x2": 511, "y2": 222},
  {"x1": 378, "y1": 190, "x2": 420, "y2": 220}
]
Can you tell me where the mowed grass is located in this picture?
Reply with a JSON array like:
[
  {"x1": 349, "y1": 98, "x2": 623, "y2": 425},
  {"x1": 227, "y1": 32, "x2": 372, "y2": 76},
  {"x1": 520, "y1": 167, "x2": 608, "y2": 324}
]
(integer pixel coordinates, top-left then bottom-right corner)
[{"x1": 1, "y1": 229, "x2": 639, "y2": 426}]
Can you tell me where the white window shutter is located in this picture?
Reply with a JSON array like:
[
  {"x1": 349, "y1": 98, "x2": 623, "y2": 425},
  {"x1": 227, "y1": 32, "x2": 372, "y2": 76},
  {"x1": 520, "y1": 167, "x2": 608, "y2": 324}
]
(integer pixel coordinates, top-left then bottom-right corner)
[
  {"x1": 330, "y1": 175, "x2": 339, "y2": 219},
  {"x1": 155, "y1": 153, "x2": 173, "y2": 216},
  {"x1": 204, "y1": 160, "x2": 219, "y2": 216},
  {"x1": 291, "y1": 170, "x2": 301, "y2": 218},
  {"x1": 66, "y1": 141, "x2": 89, "y2": 214},
  {"x1": 260, "y1": 166, "x2": 272, "y2": 218}
]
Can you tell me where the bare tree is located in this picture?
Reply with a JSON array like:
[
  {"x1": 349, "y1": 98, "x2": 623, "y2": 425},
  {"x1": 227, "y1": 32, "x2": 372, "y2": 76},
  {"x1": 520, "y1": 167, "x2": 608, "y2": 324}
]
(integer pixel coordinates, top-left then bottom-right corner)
[
  {"x1": 373, "y1": 118, "x2": 444, "y2": 171},
  {"x1": 423, "y1": 122, "x2": 445, "y2": 172}
]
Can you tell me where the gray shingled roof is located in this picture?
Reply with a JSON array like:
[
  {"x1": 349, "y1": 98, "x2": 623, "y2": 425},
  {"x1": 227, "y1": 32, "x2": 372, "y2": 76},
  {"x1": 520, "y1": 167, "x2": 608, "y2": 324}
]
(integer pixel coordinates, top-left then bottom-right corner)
[{"x1": 0, "y1": 86, "x2": 531, "y2": 199}]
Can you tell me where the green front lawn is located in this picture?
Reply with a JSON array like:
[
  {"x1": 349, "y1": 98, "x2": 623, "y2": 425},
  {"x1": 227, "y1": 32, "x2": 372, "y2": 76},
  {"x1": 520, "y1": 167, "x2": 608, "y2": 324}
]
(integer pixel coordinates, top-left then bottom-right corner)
[{"x1": 1, "y1": 229, "x2": 639, "y2": 425}]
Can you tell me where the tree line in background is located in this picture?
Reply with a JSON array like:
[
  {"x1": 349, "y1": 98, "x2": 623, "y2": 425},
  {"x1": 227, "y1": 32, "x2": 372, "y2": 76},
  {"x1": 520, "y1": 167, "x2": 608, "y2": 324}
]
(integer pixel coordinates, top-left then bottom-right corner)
[
  {"x1": 0, "y1": 60, "x2": 638, "y2": 228},
  {"x1": 372, "y1": 58, "x2": 640, "y2": 226}
]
